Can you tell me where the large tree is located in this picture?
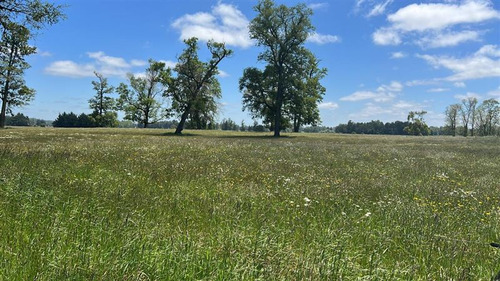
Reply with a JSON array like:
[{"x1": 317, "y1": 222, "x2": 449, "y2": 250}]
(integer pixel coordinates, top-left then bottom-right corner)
[
  {"x1": 244, "y1": 0, "x2": 318, "y2": 137},
  {"x1": 0, "y1": 23, "x2": 35, "y2": 128},
  {"x1": 445, "y1": 104, "x2": 460, "y2": 136},
  {"x1": 117, "y1": 60, "x2": 170, "y2": 128},
  {"x1": 165, "y1": 37, "x2": 232, "y2": 135}
]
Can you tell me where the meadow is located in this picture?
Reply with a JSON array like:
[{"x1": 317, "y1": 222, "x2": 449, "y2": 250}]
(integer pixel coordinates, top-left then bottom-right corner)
[{"x1": 0, "y1": 127, "x2": 499, "y2": 280}]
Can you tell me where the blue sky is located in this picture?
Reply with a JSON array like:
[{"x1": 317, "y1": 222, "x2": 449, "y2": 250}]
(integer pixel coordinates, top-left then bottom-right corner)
[{"x1": 22, "y1": 0, "x2": 500, "y2": 126}]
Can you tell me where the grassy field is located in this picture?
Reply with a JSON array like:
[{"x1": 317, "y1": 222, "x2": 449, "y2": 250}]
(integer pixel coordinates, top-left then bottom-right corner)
[{"x1": 0, "y1": 127, "x2": 499, "y2": 280}]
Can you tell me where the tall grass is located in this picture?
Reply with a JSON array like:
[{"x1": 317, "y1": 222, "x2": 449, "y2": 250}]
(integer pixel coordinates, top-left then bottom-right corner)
[{"x1": 0, "y1": 127, "x2": 499, "y2": 280}]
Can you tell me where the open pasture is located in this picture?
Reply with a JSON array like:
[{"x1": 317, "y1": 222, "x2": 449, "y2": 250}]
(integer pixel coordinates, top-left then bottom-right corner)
[{"x1": 0, "y1": 128, "x2": 499, "y2": 280}]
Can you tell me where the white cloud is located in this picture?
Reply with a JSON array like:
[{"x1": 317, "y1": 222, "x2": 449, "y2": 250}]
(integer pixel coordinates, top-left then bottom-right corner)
[
  {"x1": 373, "y1": 0, "x2": 500, "y2": 47},
  {"x1": 37, "y1": 50, "x2": 52, "y2": 57},
  {"x1": 172, "y1": 3, "x2": 252, "y2": 48},
  {"x1": 377, "y1": 81, "x2": 403, "y2": 92},
  {"x1": 342, "y1": 81, "x2": 403, "y2": 103},
  {"x1": 427, "y1": 88, "x2": 450, "y2": 93},
  {"x1": 45, "y1": 60, "x2": 95, "y2": 78},
  {"x1": 308, "y1": 3, "x2": 328, "y2": 10},
  {"x1": 388, "y1": 1, "x2": 499, "y2": 32},
  {"x1": 218, "y1": 70, "x2": 229, "y2": 78},
  {"x1": 307, "y1": 32, "x2": 341, "y2": 44},
  {"x1": 130, "y1": 59, "x2": 147, "y2": 67},
  {"x1": 417, "y1": 45, "x2": 500, "y2": 81},
  {"x1": 454, "y1": 92, "x2": 482, "y2": 100},
  {"x1": 87, "y1": 51, "x2": 130, "y2": 68},
  {"x1": 45, "y1": 52, "x2": 153, "y2": 78},
  {"x1": 350, "y1": 100, "x2": 427, "y2": 121},
  {"x1": 390, "y1": 52, "x2": 406, "y2": 59},
  {"x1": 454, "y1": 82, "x2": 466, "y2": 88},
  {"x1": 405, "y1": 79, "x2": 438, "y2": 87},
  {"x1": 372, "y1": 27, "x2": 401, "y2": 45},
  {"x1": 367, "y1": 0, "x2": 393, "y2": 17},
  {"x1": 318, "y1": 101, "x2": 339, "y2": 110},
  {"x1": 417, "y1": 30, "x2": 480, "y2": 48}
]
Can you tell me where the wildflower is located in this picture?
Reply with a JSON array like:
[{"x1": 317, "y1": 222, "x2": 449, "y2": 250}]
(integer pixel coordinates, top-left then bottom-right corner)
[
  {"x1": 364, "y1": 212, "x2": 371, "y2": 217},
  {"x1": 304, "y1": 197, "x2": 311, "y2": 203}
]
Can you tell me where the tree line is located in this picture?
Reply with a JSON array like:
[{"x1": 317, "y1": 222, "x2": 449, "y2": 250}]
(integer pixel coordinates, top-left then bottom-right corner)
[{"x1": 445, "y1": 97, "x2": 500, "y2": 137}]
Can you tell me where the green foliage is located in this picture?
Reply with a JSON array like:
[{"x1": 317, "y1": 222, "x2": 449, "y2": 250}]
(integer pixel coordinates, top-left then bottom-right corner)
[
  {"x1": 336, "y1": 120, "x2": 410, "y2": 135},
  {"x1": 220, "y1": 118, "x2": 238, "y2": 131},
  {"x1": 5, "y1": 112, "x2": 29, "y2": 126},
  {"x1": 89, "y1": 72, "x2": 116, "y2": 127},
  {"x1": 0, "y1": 23, "x2": 36, "y2": 128},
  {"x1": 404, "y1": 111, "x2": 431, "y2": 136},
  {"x1": 445, "y1": 104, "x2": 460, "y2": 136},
  {"x1": 165, "y1": 37, "x2": 232, "y2": 134},
  {"x1": 0, "y1": 128, "x2": 499, "y2": 280},
  {"x1": 242, "y1": 0, "x2": 323, "y2": 137},
  {"x1": 52, "y1": 112, "x2": 79, "y2": 127},
  {"x1": 117, "y1": 60, "x2": 170, "y2": 128},
  {"x1": 0, "y1": 0, "x2": 65, "y2": 31},
  {"x1": 0, "y1": 0, "x2": 64, "y2": 128},
  {"x1": 475, "y1": 98, "x2": 499, "y2": 136}
]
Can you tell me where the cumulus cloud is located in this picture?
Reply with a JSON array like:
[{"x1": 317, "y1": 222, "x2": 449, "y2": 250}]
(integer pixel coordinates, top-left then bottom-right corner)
[
  {"x1": 171, "y1": 3, "x2": 252, "y2": 48},
  {"x1": 307, "y1": 32, "x2": 341, "y2": 44},
  {"x1": 318, "y1": 102, "x2": 339, "y2": 110},
  {"x1": 45, "y1": 60, "x2": 95, "y2": 78},
  {"x1": 341, "y1": 81, "x2": 402, "y2": 102},
  {"x1": 416, "y1": 30, "x2": 481, "y2": 48},
  {"x1": 417, "y1": 44, "x2": 500, "y2": 81},
  {"x1": 45, "y1": 52, "x2": 155, "y2": 78},
  {"x1": 372, "y1": 0, "x2": 500, "y2": 47}
]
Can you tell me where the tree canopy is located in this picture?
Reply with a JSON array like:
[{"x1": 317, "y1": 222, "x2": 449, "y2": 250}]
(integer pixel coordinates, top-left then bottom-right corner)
[
  {"x1": 241, "y1": 0, "x2": 324, "y2": 136},
  {"x1": 117, "y1": 60, "x2": 170, "y2": 128},
  {"x1": 165, "y1": 37, "x2": 232, "y2": 134}
]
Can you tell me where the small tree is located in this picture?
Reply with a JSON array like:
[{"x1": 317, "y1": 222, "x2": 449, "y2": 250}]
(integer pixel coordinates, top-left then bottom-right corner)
[
  {"x1": 117, "y1": 60, "x2": 170, "y2": 128},
  {"x1": 459, "y1": 97, "x2": 477, "y2": 137},
  {"x1": 445, "y1": 104, "x2": 460, "y2": 136},
  {"x1": 404, "y1": 111, "x2": 430, "y2": 136},
  {"x1": 89, "y1": 71, "x2": 116, "y2": 126},
  {"x1": 166, "y1": 38, "x2": 232, "y2": 135}
]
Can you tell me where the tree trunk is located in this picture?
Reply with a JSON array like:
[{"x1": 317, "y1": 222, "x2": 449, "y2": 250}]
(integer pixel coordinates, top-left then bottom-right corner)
[
  {"x1": 293, "y1": 115, "x2": 301, "y2": 132},
  {"x1": 175, "y1": 105, "x2": 191, "y2": 134},
  {"x1": 0, "y1": 97, "x2": 7, "y2": 128},
  {"x1": 273, "y1": 75, "x2": 283, "y2": 137},
  {"x1": 143, "y1": 110, "x2": 149, "y2": 128}
]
